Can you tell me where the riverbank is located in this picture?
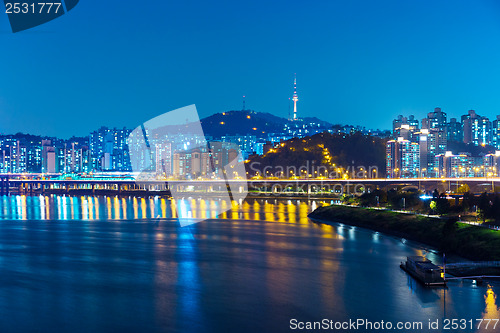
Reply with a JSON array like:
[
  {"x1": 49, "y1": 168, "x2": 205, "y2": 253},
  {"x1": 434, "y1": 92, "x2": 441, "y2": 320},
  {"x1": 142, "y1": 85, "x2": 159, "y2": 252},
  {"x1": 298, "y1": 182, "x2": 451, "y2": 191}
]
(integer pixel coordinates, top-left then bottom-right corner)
[{"x1": 308, "y1": 205, "x2": 500, "y2": 262}]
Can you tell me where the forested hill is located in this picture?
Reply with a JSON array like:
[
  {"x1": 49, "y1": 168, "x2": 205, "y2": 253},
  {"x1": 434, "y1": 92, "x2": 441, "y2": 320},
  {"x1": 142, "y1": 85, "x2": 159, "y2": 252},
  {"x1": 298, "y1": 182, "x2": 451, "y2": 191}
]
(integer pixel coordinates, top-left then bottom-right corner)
[{"x1": 245, "y1": 132, "x2": 387, "y2": 177}]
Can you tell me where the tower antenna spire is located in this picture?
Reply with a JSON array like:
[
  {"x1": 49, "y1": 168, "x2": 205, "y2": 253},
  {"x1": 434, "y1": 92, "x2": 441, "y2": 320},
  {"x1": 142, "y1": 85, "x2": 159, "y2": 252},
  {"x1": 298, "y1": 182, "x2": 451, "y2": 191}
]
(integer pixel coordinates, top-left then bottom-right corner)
[
  {"x1": 292, "y1": 73, "x2": 298, "y2": 120},
  {"x1": 242, "y1": 95, "x2": 246, "y2": 111}
]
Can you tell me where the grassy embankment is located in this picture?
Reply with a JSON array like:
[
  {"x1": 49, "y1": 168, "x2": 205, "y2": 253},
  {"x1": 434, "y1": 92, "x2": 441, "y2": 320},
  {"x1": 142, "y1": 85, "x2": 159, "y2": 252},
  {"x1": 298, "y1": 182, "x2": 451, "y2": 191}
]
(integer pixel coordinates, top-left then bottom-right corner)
[{"x1": 309, "y1": 205, "x2": 500, "y2": 262}]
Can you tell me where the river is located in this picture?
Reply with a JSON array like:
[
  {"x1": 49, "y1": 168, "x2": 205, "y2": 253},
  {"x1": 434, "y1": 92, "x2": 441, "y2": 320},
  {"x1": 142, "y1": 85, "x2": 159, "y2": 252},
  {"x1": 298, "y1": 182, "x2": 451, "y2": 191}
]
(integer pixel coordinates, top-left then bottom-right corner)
[{"x1": 0, "y1": 195, "x2": 497, "y2": 332}]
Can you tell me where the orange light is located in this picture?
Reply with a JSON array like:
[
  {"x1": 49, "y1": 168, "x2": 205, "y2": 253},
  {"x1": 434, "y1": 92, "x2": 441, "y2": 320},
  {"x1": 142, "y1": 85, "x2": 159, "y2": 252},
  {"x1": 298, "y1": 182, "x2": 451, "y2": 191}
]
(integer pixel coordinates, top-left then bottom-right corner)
[
  {"x1": 247, "y1": 115, "x2": 251, "y2": 119},
  {"x1": 220, "y1": 122, "x2": 225, "y2": 125},
  {"x1": 252, "y1": 127, "x2": 257, "y2": 130}
]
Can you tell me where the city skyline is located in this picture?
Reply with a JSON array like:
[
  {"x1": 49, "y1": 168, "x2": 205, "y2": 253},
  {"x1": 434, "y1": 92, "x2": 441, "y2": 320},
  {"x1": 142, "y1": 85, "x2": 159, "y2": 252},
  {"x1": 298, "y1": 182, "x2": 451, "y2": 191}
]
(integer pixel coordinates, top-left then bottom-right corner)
[
  {"x1": 2, "y1": 1, "x2": 500, "y2": 137},
  {"x1": 2, "y1": 2, "x2": 500, "y2": 332},
  {"x1": 3, "y1": 103, "x2": 500, "y2": 138},
  {"x1": 387, "y1": 107, "x2": 500, "y2": 179},
  {"x1": 6, "y1": 104, "x2": 500, "y2": 179}
]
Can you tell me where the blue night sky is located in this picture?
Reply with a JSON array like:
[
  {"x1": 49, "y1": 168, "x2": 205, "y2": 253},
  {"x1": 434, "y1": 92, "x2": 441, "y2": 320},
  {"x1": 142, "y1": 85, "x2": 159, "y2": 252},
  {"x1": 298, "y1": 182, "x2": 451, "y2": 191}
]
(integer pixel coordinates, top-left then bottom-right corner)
[{"x1": 1, "y1": 0, "x2": 500, "y2": 137}]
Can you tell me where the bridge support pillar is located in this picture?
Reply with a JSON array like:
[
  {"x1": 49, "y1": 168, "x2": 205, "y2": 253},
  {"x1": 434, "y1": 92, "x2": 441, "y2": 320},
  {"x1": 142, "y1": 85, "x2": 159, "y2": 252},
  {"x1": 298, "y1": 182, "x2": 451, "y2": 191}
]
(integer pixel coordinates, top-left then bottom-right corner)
[{"x1": 1, "y1": 177, "x2": 6, "y2": 195}]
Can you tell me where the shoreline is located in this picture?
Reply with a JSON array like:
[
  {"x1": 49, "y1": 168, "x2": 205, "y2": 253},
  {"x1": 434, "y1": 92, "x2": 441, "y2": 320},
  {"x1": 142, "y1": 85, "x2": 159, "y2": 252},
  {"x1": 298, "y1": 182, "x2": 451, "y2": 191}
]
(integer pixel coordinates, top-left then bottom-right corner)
[
  {"x1": 308, "y1": 204, "x2": 500, "y2": 262},
  {"x1": 308, "y1": 216, "x2": 441, "y2": 253}
]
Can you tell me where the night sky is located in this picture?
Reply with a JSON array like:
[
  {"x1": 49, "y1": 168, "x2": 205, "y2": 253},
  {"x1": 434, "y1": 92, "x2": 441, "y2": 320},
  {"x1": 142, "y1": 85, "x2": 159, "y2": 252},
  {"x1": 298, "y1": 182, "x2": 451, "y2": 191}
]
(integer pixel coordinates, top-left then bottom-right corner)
[{"x1": 1, "y1": 0, "x2": 500, "y2": 137}]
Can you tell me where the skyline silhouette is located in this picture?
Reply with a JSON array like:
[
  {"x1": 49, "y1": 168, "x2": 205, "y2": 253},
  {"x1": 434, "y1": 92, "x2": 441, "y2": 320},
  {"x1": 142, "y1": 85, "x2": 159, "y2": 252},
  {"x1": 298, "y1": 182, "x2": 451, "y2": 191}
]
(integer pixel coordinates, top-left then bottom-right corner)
[{"x1": 1, "y1": 1, "x2": 500, "y2": 138}]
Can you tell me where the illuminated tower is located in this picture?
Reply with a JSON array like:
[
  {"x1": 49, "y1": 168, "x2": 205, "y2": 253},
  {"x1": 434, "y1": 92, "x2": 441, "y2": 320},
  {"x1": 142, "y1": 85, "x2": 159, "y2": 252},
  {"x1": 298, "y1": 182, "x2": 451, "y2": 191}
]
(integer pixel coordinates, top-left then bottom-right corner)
[{"x1": 292, "y1": 74, "x2": 298, "y2": 120}]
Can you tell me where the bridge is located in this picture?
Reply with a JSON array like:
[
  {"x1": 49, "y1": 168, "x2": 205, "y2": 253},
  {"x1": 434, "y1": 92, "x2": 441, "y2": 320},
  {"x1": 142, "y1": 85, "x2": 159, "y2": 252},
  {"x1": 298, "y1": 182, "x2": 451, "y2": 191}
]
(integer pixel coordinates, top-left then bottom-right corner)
[
  {"x1": 0, "y1": 174, "x2": 499, "y2": 196},
  {"x1": 244, "y1": 177, "x2": 499, "y2": 194}
]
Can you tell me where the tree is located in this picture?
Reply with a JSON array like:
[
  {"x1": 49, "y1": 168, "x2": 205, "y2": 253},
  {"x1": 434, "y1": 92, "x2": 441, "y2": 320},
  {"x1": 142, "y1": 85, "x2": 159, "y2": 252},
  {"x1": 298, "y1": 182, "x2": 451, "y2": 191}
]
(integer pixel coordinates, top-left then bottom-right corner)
[
  {"x1": 490, "y1": 195, "x2": 500, "y2": 225},
  {"x1": 477, "y1": 192, "x2": 491, "y2": 223},
  {"x1": 456, "y1": 184, "x2": 470, "y2": 194},
  {"x1": 461, "y1": 191, "x2": 475, "y2": 212},
  {"x1": 359, "y1": 189, "x2": 388, "y2": 207},
  {"x1": 430, "y1": 198, "x2": 450, "y2": 216}
]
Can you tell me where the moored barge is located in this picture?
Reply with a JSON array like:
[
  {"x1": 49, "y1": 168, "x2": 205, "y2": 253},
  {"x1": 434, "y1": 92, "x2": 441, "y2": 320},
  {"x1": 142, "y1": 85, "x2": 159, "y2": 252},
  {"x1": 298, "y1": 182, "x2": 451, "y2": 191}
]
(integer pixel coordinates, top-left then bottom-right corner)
[{"x1": 400, "y1": 256, "x2": 446, "y2": 286}]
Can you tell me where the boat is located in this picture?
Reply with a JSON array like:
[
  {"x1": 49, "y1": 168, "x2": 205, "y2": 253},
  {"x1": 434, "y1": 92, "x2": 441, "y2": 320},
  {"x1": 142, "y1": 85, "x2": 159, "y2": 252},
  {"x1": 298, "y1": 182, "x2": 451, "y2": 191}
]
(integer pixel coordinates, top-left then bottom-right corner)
[{"x1": 400, "y1": 256, "x2": 446, "y2": 286}]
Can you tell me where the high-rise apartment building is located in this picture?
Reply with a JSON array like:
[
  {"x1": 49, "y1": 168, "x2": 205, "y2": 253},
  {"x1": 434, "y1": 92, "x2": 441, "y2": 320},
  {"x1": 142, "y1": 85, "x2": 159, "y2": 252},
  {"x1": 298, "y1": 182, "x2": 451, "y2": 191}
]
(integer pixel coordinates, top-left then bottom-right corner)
[
  {"x1": 484, "y1": 151, "x2": 500, "y2": 177},
  {"x1": 417, "y1": 128, "x2": 446, "y2": 177},
  {"x1": 155, "y1": 143, "x2": 172, "y2": 177},
  {"x1": 0, "y1": 139, "x2": 27, "y2": 173},
  {"x1": 386, "y1": 138, "x2": 420, "y2": 178},
  {"x1": 492, "y1": 116, "x2": 500, "y2": 149},
  {"x1": 89, "y1": 126, "x2": 131, "y2": 171},
  {"x1": 422, "y1": 107, "x2": 447, "y2": 132},
  {"x1": 462, "y1": 110, "x2": 492, "y2": 146},
  {"x1": 446, "y1": 118, "x2": 462, "y2": 142},
  {"x1": 392, "y1": 115, "x2": 419, "y2": 141},
  {"x1": 435, "y1": 152, "x2": 476, "y2": 178}
]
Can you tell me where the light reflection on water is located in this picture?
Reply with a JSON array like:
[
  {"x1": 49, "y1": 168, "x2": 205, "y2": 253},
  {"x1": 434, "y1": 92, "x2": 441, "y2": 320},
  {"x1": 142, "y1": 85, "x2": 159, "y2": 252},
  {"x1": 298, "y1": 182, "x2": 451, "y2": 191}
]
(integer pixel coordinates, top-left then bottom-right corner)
[
  {"x1": 0, "y1": 195, "x2": 323, "y2": 223},
  {"x1": 0, "y1": 195, "x2": 497, "y2": 332}
]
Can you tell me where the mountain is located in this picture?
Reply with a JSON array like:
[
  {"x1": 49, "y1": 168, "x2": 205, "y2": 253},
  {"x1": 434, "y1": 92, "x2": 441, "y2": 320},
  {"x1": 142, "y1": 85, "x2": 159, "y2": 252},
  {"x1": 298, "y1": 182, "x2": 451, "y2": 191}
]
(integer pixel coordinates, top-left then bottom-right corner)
[
  {"x1": 246, "y1": 132, "x2": 387, "y2": 177},
  {"x1": 200, "y1": 110, "x2": 282, "y2": 138},
  {"x1": 200, "y1": 110, "x2": 333, "y2": 138}
]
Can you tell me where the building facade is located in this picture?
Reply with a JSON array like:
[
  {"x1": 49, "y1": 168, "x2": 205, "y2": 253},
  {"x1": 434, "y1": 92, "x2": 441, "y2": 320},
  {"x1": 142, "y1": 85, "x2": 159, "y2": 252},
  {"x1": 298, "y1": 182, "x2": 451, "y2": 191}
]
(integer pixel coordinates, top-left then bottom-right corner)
[{"x1": 386, "y1": 138, "x2": 420, "y2": 178}]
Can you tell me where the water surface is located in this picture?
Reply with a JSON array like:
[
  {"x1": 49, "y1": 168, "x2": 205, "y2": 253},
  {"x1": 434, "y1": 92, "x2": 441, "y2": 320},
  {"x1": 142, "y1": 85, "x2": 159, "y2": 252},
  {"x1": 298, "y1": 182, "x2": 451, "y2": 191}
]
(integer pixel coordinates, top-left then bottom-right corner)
[{"x1": 0, "y1": 195, "x2": 497, "y2": 332}]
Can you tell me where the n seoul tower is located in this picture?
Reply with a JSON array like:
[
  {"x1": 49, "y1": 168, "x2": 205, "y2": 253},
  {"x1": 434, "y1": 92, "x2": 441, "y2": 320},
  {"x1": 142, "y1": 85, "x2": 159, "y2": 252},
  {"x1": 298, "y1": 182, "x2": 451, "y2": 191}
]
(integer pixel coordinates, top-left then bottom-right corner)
[{"x1": 292, "y1": 74, "x2": 299, "y2": 120}]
